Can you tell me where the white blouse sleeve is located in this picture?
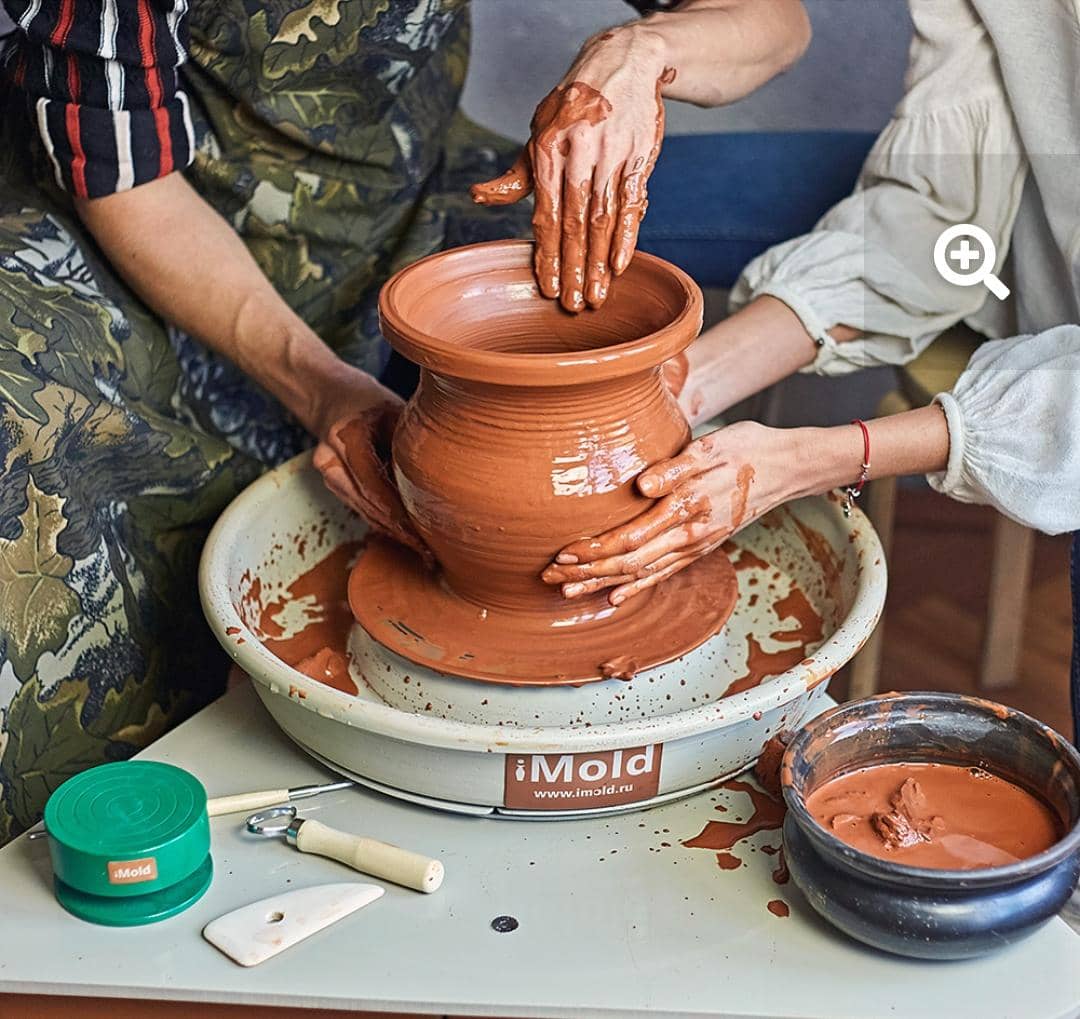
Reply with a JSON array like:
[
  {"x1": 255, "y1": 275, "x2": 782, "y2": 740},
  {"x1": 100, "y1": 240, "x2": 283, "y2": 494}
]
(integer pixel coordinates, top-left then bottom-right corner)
[
  {"x1": 930, "y1": 326, "x2": 1080, "y2": 534},
  {"x1": 729, "y1": 0, "x2": 1028, "y2": 374}
]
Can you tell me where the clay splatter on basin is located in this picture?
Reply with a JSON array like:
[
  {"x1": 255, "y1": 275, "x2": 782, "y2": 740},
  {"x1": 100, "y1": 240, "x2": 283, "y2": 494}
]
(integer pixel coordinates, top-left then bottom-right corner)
[
  {"x1": 235, "y1": 541, "x2": 362, "y2": 696},
  {"x1": 233, "y1": 529, "x2": 829, "y2": 728}
]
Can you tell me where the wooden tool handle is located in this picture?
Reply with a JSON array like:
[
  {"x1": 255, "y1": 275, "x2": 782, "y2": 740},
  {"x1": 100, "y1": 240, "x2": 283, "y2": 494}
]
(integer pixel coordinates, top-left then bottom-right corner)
[
  {"x1": 294, "y1": 819, "x2": 444, "y2": 893},
  {"x1": 207, "y1": 789, "x2": 290, "y2": 817}
]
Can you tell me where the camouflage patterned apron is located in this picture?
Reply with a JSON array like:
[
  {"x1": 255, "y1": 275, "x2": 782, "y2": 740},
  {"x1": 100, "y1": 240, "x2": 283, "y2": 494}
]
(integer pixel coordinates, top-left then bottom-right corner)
[{"x1": 0, "y1": 0, "x2": 528, "y2": 841}]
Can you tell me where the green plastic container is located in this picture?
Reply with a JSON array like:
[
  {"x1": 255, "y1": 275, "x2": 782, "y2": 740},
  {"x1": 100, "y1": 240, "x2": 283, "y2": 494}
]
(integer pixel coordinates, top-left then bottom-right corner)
[{"x1": 44, "y1": 761, "x2": 213, "y2": 926}]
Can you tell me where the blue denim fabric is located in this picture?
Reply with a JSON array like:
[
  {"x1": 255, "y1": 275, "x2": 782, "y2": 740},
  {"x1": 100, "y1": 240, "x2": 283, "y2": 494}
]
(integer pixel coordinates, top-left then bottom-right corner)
[{"x1": 637, "y1": 131, "x2": 878, "y2": 288}]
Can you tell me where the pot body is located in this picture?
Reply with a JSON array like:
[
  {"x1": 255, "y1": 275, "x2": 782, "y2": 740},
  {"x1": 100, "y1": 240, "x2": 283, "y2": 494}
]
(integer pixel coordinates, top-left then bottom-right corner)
[
  {"x1": 393, "y1": 369, "x2": 689, "y2": 613},
  {"x1": 379, "y1": 239, "x2": 701, "y2": 617}
]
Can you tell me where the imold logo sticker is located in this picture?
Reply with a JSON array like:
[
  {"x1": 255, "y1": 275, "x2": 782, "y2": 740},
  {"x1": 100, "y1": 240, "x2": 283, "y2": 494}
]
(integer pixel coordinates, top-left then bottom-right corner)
[
  {"x1": 107, "y1": 856, "x2": 159, "y2": 885},
  {"x1": 503, "y1": 745, "x2": 663, "y2": 810}
]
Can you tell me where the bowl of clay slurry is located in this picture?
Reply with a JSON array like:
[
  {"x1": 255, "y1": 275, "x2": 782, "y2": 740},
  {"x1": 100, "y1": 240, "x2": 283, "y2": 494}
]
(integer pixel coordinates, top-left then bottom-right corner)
[{"x1": 781, "y1": 692, "x2": 1080, "y2": 960}]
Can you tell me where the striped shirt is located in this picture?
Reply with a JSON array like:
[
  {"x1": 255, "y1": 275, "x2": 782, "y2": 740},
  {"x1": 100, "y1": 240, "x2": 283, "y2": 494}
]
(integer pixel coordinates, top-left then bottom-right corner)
[
  {"x1": 0, "y1": 0, "x2": 669, "y2": 201},
  {"x1": 2, "y1": 0, "x2": 193, "y2": 198}
]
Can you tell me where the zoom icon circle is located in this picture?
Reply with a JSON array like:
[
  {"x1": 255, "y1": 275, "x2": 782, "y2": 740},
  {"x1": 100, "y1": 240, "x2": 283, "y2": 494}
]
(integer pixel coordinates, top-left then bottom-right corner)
[{"x1": 933, "y1": 223, "x2": 1010, "y2": 301}]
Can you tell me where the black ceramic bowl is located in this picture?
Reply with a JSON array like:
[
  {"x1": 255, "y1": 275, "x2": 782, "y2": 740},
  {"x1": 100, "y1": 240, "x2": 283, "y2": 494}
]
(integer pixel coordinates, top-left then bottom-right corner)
[{"x1": 781, "y1": 692, "x2": 1080, "y2": 960}]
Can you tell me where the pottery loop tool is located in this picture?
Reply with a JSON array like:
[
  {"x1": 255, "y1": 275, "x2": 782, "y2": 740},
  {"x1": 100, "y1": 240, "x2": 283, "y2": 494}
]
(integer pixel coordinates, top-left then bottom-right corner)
[
  {"x1": 203, "y1": 883, "x2": 384, "y2": 966},
  {"x1": 26, "y1": 778, "x2": 356, "y2": 839},
  {"x1": 205, "y1": 779, "x2": 354, "y2": 817},
  {"x1": 246, "y1": 805, "x2": 445, "y2": 893}
]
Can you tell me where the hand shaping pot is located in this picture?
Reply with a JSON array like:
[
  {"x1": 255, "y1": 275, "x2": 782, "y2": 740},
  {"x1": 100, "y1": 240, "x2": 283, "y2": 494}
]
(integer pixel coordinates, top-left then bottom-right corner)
[
  {"x1": 350, "y1": 239, "x2": 739, "y2": 685},
  {"x1": 781, "y1": 692, "x2": 1080, "y2": 960}
]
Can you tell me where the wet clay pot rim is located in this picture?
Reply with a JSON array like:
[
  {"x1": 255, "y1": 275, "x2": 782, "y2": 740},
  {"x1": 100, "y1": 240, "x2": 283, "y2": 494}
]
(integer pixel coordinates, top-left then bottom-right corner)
[
  {"x1": 378, "y1": 239, "x2": 703, "y2": 386},
  {"x1": 781, "y1": 691, "x2": 1080, "y2": 889}
]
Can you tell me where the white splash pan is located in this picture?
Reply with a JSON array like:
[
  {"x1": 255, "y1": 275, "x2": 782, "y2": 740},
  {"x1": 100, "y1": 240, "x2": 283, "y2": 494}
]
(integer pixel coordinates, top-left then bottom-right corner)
[{"x1": 200, "y1": 451, "x2": 885, "y2": 817}]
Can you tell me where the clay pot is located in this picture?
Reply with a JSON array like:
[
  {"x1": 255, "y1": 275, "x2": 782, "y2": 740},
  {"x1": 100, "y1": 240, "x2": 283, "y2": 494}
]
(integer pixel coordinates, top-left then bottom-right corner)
[
  {"x1": 379, "y1": 239, "x2": 700, "y2": 615},
  {"x1": 350, "y1": 239, "x2": 738, "y2": 684}
]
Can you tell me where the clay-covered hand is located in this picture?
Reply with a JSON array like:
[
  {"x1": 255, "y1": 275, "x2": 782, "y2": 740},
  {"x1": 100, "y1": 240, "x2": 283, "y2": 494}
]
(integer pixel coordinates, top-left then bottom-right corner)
[
  {"x1": 471, "y1": 26, "x2": 674, "y2": 313},
  {"x1": 661, "y1": 351, "x2": 689, "y2": 402},
  {"x1": 311, "y1": 374, "x2": 434, "y2": 566},
  {"x1": 542, "y1": 421, "x2": 795, "y2": 604}
]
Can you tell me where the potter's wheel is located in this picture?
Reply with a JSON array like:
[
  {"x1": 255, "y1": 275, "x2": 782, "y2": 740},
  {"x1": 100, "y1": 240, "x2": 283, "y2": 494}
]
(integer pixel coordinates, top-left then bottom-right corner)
[
  {"x1": 200, "y1": 451, "x2": 886, "y2": 817},
  {"x1": 348, "y1": 535, "x2": 738, "y2": 684}
]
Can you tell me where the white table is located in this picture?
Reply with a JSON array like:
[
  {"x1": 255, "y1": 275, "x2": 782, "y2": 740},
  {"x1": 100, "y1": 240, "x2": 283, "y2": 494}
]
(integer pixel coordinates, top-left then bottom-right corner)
[{"x1": 3, "y1": 684, "x2": 1080, "y2": 1019}]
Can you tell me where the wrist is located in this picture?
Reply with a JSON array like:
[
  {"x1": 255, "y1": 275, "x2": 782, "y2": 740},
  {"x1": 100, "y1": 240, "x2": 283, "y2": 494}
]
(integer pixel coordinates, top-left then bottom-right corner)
[
  {"x1": 630, "y1": 22, "x2": 671, "y2": 79},
  {"x1": 787, "y1": 425, "x2": 866, "y2": 499},
  {"x1": 231, "y1": 298, "x2": 381, "y2": 435},
  {"x1": 592, "y1": 22, "x2": 670, "y2": 84},
  {"x1": 789, "y1": 408, "x2": 951, "y2": 501}
]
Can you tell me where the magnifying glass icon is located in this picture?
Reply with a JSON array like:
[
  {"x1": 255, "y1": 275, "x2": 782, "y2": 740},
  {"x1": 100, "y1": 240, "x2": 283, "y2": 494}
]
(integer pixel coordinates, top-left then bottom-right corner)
[{"x1": 933, "y1": 223, "x2": 1010, "y2": 301}]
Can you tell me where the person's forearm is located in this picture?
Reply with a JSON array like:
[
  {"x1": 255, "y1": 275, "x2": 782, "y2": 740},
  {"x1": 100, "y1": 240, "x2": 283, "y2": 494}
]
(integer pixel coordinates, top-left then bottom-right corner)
[
  {"x1": 681, "y1": 292, "x2": 950, "y2": 495},
  {"x1": 681, "y1": 296, "x2": 864, "y2": 424},
  {"x1": 627, "y1": 0, "x2": 811, "y2": 108},
  {"x1": 75, "y1": 173, "x2": 367, "y2": 435},
  {"x1": 785, "y1": 406, "x2": 950, "y2": 500},
  {"x1": 681, "y1": 295, "x2": 818, "y2": 422}
]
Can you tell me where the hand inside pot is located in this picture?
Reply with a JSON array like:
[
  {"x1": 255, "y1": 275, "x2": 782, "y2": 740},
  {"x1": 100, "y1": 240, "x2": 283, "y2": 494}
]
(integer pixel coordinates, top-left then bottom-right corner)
[
  {"x1": 542, "y1": 421, "x2": 797, "y2": 605},
  {"x1": 471, "y1": 28, "x2": 675, "y2": 314},
  {"x1": 312, "y1": 382, "x2": 434, "y2": 568}
]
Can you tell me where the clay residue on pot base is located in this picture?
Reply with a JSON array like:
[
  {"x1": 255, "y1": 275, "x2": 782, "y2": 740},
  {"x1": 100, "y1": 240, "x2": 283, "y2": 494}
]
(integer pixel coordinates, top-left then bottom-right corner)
[
  {"x1": 348, "y1": 536, "x2": 738, "y2": 685},
  {"x1": 806, "y1": 762, "x2": 1061, "y2": 869},
  {"x1": 600, "y1": 656, "x2": 639, "y2": 681}
]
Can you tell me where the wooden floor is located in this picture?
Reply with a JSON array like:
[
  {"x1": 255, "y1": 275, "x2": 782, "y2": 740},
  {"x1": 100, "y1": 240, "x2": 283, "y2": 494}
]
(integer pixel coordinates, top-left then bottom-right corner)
[{"x1": 833, "y1": 489, "x2": 1075, "y2": 736}]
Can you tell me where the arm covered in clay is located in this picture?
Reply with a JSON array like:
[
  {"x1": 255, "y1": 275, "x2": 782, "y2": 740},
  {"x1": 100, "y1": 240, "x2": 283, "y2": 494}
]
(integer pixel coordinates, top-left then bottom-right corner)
[
  {"x1": 76, "y1": 174, "x2": 421, "y2": 546},
  {"x1": 471, "y1": 0, "x2": 811, "y2": 312}
]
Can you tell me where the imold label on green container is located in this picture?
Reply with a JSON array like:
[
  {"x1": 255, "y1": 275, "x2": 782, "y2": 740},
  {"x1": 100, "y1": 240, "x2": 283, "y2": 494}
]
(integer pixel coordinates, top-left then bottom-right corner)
[{"x1": 107, "y1": 856, "x2": 159, "y2": 885}]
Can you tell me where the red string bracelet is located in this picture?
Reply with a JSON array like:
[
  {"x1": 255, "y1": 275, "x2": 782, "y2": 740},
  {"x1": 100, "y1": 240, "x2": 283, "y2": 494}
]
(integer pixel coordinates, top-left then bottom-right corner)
[{"x1": 842, "y1": 419, "x2": 871, "y2": 518}]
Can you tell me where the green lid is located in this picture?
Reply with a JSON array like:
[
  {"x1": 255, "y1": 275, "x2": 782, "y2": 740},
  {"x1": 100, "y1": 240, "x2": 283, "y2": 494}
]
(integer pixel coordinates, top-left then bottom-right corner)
[{"x1": 44, "y1": 761, "x2": 212, "y2": 925}]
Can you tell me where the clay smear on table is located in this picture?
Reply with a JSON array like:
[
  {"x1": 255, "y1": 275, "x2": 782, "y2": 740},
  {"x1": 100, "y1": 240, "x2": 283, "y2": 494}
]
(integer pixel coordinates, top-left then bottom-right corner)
[
  {"x1": 240, "y1": 542, "x2": 363, "y2": 696},
  {"x1": 683, "y1": 779, "x2": 786, "y2": 856},
  {"x1": 682, "y1": 732, "x2": 795, "y2": 916},
  {"x1": 806, "y1": 762, "x2": 1060, "y2": 869}
]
